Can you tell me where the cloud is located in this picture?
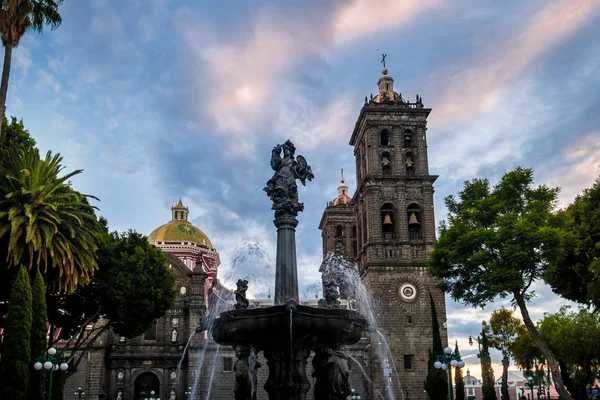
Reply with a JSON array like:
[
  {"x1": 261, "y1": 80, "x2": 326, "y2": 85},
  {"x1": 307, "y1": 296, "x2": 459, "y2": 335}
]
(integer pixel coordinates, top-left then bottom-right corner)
[
  {"x1": 36, "y1": 70, "x2": 61, "y2": 93},
  {"x1": 432, "y1": 0, "x2": 600, "y2": 126},
  {"x1": 332, "y1": 0, "x2": 443, "y2": 44}
]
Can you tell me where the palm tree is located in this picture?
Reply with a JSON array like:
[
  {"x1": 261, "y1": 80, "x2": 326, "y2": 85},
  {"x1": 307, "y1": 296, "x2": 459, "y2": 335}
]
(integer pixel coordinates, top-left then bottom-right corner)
[
  {"x1": 0, "y1": 0, "x2": 63, "y2": 139},
  {"x1": 0, "y1": 148, "x2": 101, "y2": 292}
]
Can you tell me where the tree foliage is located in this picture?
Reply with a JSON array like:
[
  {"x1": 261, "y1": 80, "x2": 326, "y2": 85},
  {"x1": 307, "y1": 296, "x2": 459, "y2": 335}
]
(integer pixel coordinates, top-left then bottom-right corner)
[
  {"x1": 454, "y1": 341, "x2": 466, "y2": 400},
  {"x1": 538, "y1": 306, "x2": 600, "y2": 400},
  {"x1": 0, "y1": 0, "x2": 63, "y2": 137},
  {"x1": 424, "y1": 292, "x2": 448, "y2": 400},
  {"x1": 26, "y1": 267, "x2": 48, "y2": 400},
  {"x1": 0, "y1": 147, "x2": 102, "y2": 292},
  {"x1": 0, "y1": 115, "x2": 36, "y2": 166},
  {"x1": 489, "y1": 308, "x2": 523, "y2": 400},
  {"x1": 545, "y1": 176, "x2": 600, "y2": 310},
  {"x1": 48, "y1": 223, "x2": 177, "y2": 374},
  {"x1": 480, "y1": 325, "x2": 497, "y2": 400},
  {"x1": 0, "y1": 265, "x2": 33, "y2": 400},
  {"x1": 429, "y1": 167, "x2": 573, "y2": 400}
]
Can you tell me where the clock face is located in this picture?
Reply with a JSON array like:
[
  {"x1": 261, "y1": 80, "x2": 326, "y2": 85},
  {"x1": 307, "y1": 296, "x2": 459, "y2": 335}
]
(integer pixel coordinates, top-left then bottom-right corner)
[{"x1": 177, "y1": 224, "x2": 196, "y2": 235}]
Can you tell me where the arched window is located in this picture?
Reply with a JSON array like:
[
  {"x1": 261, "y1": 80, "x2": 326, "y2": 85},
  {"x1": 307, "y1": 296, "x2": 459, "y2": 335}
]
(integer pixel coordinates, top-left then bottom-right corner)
[
  {"x1": 335, "y1": 225, "x2": 344, "y2": 238},
  {"x1": 381, "y1": 151, "x2": 392, "y2": 175},
  {"x1": 380, "y1": 129, "x2": 389, "y2": 146},
  {"x1": 404, "y1": 130, "x2": 413, "y2": 147},
  {"x1": 405, "y1": 152, "x2": 415, "y2": 175},
  {"x1": 381, "y1": 203, "x2": 395, "y2": 240},
  {"x1": 407, "y1": 203, "x2": 422, "y2": 240}
]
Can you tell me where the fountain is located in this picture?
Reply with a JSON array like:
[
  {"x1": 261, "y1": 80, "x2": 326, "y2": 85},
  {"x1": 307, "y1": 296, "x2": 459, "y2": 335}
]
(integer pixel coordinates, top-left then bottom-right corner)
[{"x1": 200, "y1": 140, "x2": 369, "y2": 400}]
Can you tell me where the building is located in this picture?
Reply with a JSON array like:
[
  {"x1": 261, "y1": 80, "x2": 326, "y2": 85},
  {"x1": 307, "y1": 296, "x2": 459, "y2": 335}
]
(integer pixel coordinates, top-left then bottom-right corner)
[
  {"x1": 319, "y1": 66, "x2": 447, "y2": 400},
  {"x1": 65, "y1": 66, "x2": 446, "y2": 399}
]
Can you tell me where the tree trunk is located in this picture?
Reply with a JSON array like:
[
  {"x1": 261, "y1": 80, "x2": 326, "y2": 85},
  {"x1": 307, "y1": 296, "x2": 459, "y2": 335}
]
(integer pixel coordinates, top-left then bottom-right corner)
[
  {"x1": 513, "y1": 291, "x2": 574, "y2": 400},
  {"x1": 0, "y1": 43, "x2": 12, "y2": 140},
  {"x1": 501, "y1": 355, "x2": 510, "y2": 400}
]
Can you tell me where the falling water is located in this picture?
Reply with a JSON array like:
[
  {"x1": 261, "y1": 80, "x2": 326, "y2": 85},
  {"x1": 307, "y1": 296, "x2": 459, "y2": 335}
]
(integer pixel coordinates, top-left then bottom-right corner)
[
  {"x1": 249, "y1": 350, "x2": 257, "y2": 397},
  {"x1": 347, "y1": 354, "x2": 373, "y2": 385},
  {"x1": 206, "y1": 345, "x2": 221, "y2": 399},
  {"x1": 319, "y1": 252, "x2": 407, "y2": 400},
  {"x1": 177, "y1": 332, "x2": 196, "y2": 371},
  {"x1": 377, "y1": 330, "x2": 405, "y2": 400}
]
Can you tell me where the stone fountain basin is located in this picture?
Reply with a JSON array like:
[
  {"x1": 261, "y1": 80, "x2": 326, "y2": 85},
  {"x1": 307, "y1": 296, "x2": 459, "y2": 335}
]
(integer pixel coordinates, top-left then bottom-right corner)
[{"x1": 211, "y1": 303, "x2": 368, "y2": 349}]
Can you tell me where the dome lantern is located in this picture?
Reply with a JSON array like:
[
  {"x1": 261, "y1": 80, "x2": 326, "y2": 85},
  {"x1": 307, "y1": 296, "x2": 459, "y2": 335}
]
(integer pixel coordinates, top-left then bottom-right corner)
[{"x1": 172, "y1": 198, "x2": 189, "y2": 221}]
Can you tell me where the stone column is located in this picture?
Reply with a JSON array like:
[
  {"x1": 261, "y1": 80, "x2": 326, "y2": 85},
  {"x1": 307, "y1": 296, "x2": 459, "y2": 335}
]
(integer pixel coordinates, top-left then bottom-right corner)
[{"x1": 274, "y1": 213, "x2": 299, "y2": 305}]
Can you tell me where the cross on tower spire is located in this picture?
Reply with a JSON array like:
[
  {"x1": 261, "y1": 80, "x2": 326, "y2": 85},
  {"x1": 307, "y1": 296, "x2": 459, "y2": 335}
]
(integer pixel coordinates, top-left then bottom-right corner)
[{"x1": 381, "y1": 53, "x2": 387, "y2": 68}]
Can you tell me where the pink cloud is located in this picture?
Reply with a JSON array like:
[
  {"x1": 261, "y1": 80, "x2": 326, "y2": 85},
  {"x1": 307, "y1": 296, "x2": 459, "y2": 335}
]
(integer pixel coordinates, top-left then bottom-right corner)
[
  {"x1": 180, "y1": 0, "x2": 443, "y2": 143},
  {"x1": 431, "y1": 0, "x2": 600, "y2": 127}
]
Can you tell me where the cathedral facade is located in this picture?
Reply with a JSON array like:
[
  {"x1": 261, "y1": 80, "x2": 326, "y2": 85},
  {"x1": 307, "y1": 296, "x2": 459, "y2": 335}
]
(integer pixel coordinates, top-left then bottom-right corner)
[{"x1": 64, "y1": 67, "x2": 446, "y2": 400}]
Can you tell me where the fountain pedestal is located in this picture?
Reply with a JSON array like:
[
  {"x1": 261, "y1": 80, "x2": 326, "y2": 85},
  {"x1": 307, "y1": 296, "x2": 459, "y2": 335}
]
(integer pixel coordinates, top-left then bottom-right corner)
[{"x1": 274, "y1": 214, "x2": 299, "y2": 305}]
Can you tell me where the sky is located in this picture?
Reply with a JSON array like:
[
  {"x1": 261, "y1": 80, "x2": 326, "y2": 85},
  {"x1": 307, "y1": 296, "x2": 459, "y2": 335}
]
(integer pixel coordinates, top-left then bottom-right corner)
[{"x1": 6, "y1": 0, "x2": 600, "y2": 381}]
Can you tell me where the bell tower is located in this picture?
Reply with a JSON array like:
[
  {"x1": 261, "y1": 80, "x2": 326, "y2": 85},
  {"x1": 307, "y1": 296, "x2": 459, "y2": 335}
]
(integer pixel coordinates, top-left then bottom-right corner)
[{"x1": 349, "y1": 67, "x2": 447, "y2": 400}]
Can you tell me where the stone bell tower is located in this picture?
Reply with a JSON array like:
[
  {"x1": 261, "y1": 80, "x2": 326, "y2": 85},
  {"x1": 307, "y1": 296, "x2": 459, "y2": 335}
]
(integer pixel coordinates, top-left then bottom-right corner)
[{"x1": 349, "y1": 66, "x2": 447, "y2": 400}]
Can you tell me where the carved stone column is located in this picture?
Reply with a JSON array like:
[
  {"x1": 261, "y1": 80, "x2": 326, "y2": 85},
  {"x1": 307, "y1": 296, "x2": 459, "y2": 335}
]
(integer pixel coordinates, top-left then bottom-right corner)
[
  {"x1": 274, "y1": 213, "x2": 299, "y2": 305},
  {"x1": 263, "y1": 343, "x2": 311, "y2": 400}
]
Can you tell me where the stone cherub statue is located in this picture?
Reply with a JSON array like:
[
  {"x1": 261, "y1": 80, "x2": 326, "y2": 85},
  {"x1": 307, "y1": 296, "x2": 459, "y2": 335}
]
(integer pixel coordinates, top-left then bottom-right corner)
[
  {"x1": 318, "y1": 280, "x2": 341, "y2": 308},
  {"x1": 234, "y1": 279, "x2": 250, "y2": 310},
  {"x1": 264, "y1": 140, "x2": 314, "y2": 217}
]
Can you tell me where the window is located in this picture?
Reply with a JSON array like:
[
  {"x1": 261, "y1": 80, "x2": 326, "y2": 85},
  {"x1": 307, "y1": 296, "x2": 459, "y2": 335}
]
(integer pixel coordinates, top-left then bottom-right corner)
[
  {"x1": 404, "y1": 130, "x2": 413, "y2": 147},
  {"x1": 405, "y1": 152, "x2": 415, "y2": 175},
  {"x1": 406, "y1": 316, "x2": 413, "y2": 324},
  {"x1": 381, "y1": 204, "x2": 395, "y2": 240},
  {"x1": 404, "y1": 355, "x2": 414, "y2": 370},
  {"x1": 223, "y1": 357, "x2": 233, "y2": 372},
  {"x1": 335, "y1": 225, "x2": 344, "y2": 238},
  {"x1": 407, "y1": 204, "x2": 423, "y2": 240},
  {"x1": 143, "y1": 320, "x2": 157, "y2": 341},
  {"x1": 380, "y1": 129, "x2": 389, "y2": 146},
  {"x1": 382, "y1": 152, "x2": 392, "y2": 175}
]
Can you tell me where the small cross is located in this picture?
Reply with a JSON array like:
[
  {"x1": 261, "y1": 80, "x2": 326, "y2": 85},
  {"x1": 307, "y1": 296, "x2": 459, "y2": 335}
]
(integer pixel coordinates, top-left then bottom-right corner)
[
  {"x1": 341, "y1": 168, "x2": 344, "y2": 180},
  {"x1": 381, "y1": 53, "x2": 387, "y2": 68}
]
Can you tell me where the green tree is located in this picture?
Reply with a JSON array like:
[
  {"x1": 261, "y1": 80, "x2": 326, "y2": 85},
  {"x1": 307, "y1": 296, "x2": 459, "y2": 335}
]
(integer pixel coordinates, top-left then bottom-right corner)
[
  {"x1": 0, "y1": 148, "x2": 102, "y2": 292},
  {"x1": 454, "y1": 341, "x2": 466, "y2": 400},
  {"x1": 0, "y1": 265, "x2": 33, "y2": 400},
  {"x1": 0, "y1": 115, "x2": 36, "y2": 166},
  {"x1": 424, "y1": 292, "x2": 448, "y2": 400},
  {"x1": 429, "y1": 168, "x2": 572, "y2": 400},
  {"x1": 539, "y1": 306, "x2": 600, "y2": 400},
  {"x1": 489, "y1": 308, "x2": 523, "y2": 400},
  {"x1": 0, "y1": 0, "x2": 63, "y2": 137},
  {"x1": 545, "y1": 176, "x2": 600, "y2": 311},
  {"x1": 480, "y1": 324, "x2": 497, "y2": 400},
  {"x1": 26, "y1": 267, "x2": 47, "y2": 400},
  {"x1": 48, "y1": 224, "x2": 177, "y2": 377}
]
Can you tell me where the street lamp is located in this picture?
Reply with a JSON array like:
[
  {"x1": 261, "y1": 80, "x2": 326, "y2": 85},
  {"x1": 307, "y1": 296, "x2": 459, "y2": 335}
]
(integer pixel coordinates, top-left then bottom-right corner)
[
  {"x1": 33, "y1": 347, "x2": 69, "y2": 400},
  {"x1": 468, "y1": 335, "x2": 482, "y2": 357},
  {"x1": 348, "y1": 388, "x2": 362, "y2": 399},
  {"x1": 144, "y1": 390, "x2": 160, "y2": 400},
  {"x1": 527, "y1": 377, "x2": 535, "y2": 400},
  {"x1": 74, "y1": 386, "x2": 85, "y2": 399},
  {"x1": 434, "y1": 346, "x2": 465, "y2": 400},
  {"x1": 184, "y1": 386, "x2": 192, "y2": 399}
]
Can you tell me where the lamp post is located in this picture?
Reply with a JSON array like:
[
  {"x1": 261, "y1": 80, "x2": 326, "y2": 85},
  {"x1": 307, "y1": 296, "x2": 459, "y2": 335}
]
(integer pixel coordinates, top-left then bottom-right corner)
[
  {"x1": 74, "y1": 386, "x2": 85, "y2": 399},
  {"x1": 184, "y1": 386, "x2": 192, "y2": 399},
  {"x1": 434, "y1": 346, "x2": 465, "y2": 400},
  {"x1": 144, "y1": 390, "x2": 160, "y2": 400},
  {"x1": 527, "y1": 377, "x2": 535, "y2": 400},
  {"x1": 348, "y1": 388, "x2": 362, "y2": 399},
  {"x1": 33, "y1": 347, "x2": 69, "y2": 400},
  {"x1": 468, "y1": 335, "x2": 481, "y2": 357}
]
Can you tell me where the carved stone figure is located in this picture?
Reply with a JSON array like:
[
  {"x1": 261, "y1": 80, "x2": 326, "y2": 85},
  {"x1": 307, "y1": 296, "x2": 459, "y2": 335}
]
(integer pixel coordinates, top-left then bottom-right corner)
[
  {"x1": 319, "y1": 280, "x2": 340, "y2": 308},
  {"x1": 171, "y1": 328, "x2": 178, "y2": 342},
  {"x1": 116, "y1": 388, "x2": 123, "y2": 400},
  {"x1": 264, "y1": 140, "x2": 314, "y2": 217},
  {"x1": 234, "y1": 345, "x2": 261, "y2": 400},
  {"x1": 169, "y1": 389, "x2": 176, "y2": 400},
  {"x1": 234, "y1": 279, "x2": 249, "y2": 310},
  {"x1": 312, "y1": 345, "x2": 351, "y2": 399}
]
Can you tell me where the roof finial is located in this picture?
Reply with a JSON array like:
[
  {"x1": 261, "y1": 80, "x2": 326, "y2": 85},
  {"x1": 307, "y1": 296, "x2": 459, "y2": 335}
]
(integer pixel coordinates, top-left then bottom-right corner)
[
  {"x1": 341, "y1": 168, "x2": 344, "y2": 184},
  {"x1": 381, "y1": 53, "x2": 387, "y2": 69}
]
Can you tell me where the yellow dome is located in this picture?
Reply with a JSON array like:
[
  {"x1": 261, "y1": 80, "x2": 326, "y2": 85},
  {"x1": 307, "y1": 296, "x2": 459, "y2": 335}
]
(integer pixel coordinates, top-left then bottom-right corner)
[{"x1": 148, "y1": 220, "x2": 213, "y2": 248}]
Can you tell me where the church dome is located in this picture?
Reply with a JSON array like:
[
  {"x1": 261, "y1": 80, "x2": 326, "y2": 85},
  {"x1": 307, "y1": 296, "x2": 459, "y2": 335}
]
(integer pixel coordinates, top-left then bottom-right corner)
[
  {"x1": 148, "y1": 199, "x2": 213, "y2": 248},
  {"x1": 331, "y1": 173, "x2": 352, "y2": 207}
]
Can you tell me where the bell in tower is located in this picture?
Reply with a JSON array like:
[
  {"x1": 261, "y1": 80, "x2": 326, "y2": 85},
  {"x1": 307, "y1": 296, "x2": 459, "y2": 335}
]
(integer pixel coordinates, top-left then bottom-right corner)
[
  {"x1": 408, "y1": 212, "x2": 420, "y2": 226},
  {"x1": 383, "y1": 213, "x2": 393, "y2": 225},
  {"x1": 171, "y1": 198, "x2": 189, "y2": 221}
]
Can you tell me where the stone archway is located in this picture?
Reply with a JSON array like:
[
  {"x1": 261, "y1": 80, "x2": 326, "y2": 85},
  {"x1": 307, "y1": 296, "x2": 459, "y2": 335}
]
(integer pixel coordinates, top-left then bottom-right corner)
[{"x1": 134, "y1": 372, "x2": 160, "y2": 400}]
